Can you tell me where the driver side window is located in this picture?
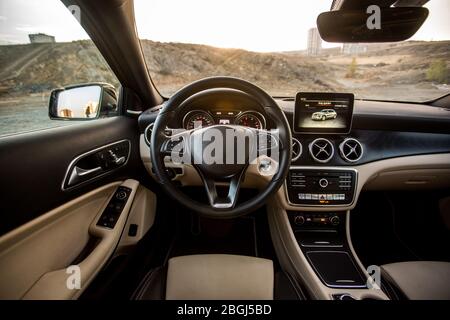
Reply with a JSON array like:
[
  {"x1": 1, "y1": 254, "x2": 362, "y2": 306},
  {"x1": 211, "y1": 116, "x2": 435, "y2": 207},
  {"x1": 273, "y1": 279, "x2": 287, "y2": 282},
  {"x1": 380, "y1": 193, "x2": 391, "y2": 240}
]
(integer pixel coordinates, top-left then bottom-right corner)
[{"x1": 0, "y1": 0, "x2": 119, "y2": 137}]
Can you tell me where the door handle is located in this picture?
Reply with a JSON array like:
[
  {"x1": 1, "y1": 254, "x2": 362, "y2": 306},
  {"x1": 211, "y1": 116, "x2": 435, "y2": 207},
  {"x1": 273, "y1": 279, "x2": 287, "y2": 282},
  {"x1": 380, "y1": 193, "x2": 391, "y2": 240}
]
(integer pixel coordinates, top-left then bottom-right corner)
[
  {"x1": 62, "y1": 140, "x2": 131, "y2": 190},
  {"x1": 114, "y1": 156, "x2": 126, "y2": 165},
  {"x1": 75, "y1": 166, "x2": 102, "y2": 177},
  {"x1": 67, "y1": 166, "x2": 103, "y2": 187}
]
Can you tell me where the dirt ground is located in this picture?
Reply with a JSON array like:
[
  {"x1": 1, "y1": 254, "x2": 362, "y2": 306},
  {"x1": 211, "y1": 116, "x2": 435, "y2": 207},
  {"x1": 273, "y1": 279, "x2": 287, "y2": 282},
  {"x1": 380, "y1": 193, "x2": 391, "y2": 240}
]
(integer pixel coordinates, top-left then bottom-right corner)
[{"x1": 0, "y1": 93, "x2": 83, "y2": 137}]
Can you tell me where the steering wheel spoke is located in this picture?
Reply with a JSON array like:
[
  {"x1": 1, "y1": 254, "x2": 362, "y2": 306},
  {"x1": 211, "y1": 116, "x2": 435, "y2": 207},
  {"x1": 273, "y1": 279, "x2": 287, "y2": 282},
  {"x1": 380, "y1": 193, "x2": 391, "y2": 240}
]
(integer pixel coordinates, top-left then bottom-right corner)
[
  {"x1": 198, "y1": 167, "x2": 247, "y2": 209},
  {"x1": 255, "y1": 128, "x2": 280, "y2": 153}
]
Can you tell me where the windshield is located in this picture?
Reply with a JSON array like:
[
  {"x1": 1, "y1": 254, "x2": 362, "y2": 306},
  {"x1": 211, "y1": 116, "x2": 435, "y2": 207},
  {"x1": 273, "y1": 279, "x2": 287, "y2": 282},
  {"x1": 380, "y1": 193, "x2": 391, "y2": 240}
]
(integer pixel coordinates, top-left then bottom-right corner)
[{"x1": 135, "y1": 0, "x2": 449, "y2": 102}]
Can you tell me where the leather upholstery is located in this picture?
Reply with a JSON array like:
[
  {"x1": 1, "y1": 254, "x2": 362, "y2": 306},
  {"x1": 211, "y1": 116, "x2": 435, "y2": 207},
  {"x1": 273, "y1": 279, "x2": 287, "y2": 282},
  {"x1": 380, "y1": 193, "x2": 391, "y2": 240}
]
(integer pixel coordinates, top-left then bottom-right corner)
[
  {"x1": 134, "y1": 254, "x2": 282, "y2": 300},
  {"x1": 166, "y1": 254, "x2": 274, "y2": 300},
  {"x1": 381, "y1": 261, "x2": 450, "y2": 300}
]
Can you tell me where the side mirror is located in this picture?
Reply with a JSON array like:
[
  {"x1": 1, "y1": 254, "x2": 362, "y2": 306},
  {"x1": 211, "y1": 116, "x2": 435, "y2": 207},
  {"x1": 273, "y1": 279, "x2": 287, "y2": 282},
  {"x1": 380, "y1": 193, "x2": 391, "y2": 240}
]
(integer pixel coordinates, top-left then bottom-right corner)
[
  {"x1": 49, "y1": 83, "x2": 118, "y2": 120},
  {"x1": 317, "y1": 7, "x2": 429, "y2": 43}
]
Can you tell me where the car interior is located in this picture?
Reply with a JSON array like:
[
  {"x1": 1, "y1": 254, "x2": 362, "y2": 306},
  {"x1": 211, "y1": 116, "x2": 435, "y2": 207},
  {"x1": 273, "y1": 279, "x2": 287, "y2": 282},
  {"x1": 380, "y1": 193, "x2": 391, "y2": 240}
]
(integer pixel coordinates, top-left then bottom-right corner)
[{"x1": 0, "y1": 0, "x2": 449, "y2": 301}]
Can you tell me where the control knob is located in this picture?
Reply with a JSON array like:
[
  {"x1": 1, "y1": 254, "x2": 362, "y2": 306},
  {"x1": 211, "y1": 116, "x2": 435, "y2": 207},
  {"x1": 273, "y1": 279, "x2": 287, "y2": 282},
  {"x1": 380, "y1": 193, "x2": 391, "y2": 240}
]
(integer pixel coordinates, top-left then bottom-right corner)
[
  {"x1": 294, "y1": 215, "x2": 305, "y2": 226},
  {"x1": 319, "y1": 178, "x2": 329, "y2": 188},
  {"x1": 330, "y1": 215, "x2": 340, "y2": 226}
]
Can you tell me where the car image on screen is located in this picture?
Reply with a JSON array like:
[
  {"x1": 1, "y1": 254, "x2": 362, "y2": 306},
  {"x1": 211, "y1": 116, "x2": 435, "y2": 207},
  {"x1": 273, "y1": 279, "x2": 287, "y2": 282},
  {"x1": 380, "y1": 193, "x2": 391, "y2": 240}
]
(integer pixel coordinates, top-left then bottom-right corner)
[{"x1": 311, "y1": 109, "x2": 338, "y2": 121}]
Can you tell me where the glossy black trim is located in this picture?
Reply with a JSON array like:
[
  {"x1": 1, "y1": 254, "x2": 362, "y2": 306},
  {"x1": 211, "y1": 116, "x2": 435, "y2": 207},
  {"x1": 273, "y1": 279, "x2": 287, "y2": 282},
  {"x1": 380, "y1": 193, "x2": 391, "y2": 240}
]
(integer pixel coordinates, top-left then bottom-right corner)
[
  {"x1": 279, "y1": 99, "x2": 450, "y2": 135},
  {"x1": 139, "y1": 98, "x2": 450, "y2": 167},
  {"x1": 291, "y1": 129, "x2": 450, "y2": 166}
]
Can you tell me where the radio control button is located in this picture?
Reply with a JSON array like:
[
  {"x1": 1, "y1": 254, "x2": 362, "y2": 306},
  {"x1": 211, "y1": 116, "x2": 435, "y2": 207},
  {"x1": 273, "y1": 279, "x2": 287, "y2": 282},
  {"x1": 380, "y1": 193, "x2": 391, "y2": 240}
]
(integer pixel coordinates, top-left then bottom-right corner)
[{"x1": 319, "y1": 178, "x2": 329, "y2": 188}]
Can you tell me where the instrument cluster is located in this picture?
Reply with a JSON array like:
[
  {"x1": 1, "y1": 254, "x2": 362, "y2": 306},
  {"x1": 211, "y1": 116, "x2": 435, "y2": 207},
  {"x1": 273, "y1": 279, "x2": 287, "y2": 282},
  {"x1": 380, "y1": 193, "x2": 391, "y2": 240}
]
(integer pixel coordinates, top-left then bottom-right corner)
[{"x1": 182, "y1": 109, "x2": 266, "y2": 130}]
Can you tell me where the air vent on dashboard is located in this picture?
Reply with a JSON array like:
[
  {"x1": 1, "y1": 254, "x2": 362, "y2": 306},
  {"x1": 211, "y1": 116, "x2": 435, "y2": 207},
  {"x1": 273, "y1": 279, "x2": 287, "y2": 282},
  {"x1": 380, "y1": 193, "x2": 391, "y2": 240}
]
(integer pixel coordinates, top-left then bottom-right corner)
[
  {"x1": 292, "y1": 138, "x2": 302, "y2": 162},
  {"x1": 309, "y1": 138, "x2": 334, "y2": 163},
  {"x1": 339, "y1": 138, "x2": 363, "y2": 162},
  {"x1": 144, "y1": 123, "x2": 154, "y2": 146}
]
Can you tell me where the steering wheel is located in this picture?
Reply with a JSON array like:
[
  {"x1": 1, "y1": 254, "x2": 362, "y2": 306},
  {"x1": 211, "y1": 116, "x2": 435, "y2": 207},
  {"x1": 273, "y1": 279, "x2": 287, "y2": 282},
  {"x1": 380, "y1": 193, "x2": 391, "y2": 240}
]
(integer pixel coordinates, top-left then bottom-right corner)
[{"x1": 150, "y1": 77, "x2": 292, "y2": 218}]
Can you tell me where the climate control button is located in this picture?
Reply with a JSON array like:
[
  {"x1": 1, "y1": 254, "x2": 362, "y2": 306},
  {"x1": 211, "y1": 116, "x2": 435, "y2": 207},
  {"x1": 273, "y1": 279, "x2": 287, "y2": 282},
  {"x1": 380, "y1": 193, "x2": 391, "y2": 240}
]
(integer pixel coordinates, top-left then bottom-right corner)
[{"x1": 294, "y1": 215, "x2": 305, "y2": 226}]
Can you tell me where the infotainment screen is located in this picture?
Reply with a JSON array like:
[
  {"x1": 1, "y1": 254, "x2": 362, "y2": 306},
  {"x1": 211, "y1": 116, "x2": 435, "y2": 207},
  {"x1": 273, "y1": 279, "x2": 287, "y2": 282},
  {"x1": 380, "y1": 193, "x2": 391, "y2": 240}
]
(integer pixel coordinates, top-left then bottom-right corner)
[{"x1": 294, "y1": 92, "x2": 354, "y2": 134}]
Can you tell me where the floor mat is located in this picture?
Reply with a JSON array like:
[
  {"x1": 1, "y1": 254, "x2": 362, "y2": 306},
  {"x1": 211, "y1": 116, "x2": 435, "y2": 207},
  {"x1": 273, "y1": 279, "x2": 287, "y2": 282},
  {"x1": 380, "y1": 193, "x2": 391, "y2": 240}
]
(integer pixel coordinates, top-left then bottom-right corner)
[
  {"x1": 169, "y1": 214, "x2": 259, "y2": 257},
  {"x1": 350, "y1": 191, "x2": 450, "y2": 268}
]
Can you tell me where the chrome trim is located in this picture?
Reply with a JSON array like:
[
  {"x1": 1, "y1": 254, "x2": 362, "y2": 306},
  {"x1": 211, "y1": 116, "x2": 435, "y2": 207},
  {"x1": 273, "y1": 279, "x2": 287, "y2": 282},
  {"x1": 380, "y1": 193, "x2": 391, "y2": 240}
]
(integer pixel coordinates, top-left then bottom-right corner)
[
  {"x1": 182, "y1": 109, "x2": 215, "y2": 129},
  {"x1": 144, "y1": 123, "x2": 154, "y2": 146},
  {"x1": 300, "y1": 243, "x2": 344, "y2": 248},
  {"x1": 337, "y1": 294, "x2": 357, "y2": 301},
  {"x1": 291, "y1": 138, "x2": 302, "y2": 162},
  {"x1": 339, "y1": 138, "x2": 363, "y2": 163},
  {"x1": 284, "y1": 166, "x2": 358, "y2": 208},
  {"x1": 75, "y1": 166, "x2": 102, "y2": 177},
  {"x1": 126, "y1": 110, "x2": 142, "y2": 115},
  {"x1": 309, "y1": 138, "x2": 334, "y2": 163},
  {"x1": 61, "y1": 139, "x2": 131, "y2": 191},
  {"x1": 234, "y1": 110, "x2": 267, "y2": 129}
]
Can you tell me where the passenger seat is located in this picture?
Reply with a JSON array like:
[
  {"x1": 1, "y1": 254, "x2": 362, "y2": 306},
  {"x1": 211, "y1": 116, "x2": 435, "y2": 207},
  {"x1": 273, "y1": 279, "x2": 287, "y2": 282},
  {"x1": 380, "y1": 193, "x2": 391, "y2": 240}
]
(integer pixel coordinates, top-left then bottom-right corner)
[{"x1": 381, "y1": 261, "x2": 450, "y2": 300}]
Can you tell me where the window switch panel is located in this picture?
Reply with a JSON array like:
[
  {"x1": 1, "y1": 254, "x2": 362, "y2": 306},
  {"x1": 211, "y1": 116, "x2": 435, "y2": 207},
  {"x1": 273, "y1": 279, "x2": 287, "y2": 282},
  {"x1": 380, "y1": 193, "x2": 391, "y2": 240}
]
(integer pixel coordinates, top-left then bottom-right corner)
[{"x1": 97, "y1": 186, "x2": 132, "y2": 229}]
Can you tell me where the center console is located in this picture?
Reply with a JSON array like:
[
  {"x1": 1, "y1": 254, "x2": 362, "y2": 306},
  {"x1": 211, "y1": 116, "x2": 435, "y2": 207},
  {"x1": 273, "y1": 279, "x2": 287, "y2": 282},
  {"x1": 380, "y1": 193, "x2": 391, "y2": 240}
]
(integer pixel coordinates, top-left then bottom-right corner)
[
  {"x1": 268, "y1": 91, "x2": 387, "y2": 300},
  {"x1": 287, "y1": 211, "x2": 367, "y2": 289},
  {"x1": 286, "y1": 168, "x2": 357, "y2": 207}
]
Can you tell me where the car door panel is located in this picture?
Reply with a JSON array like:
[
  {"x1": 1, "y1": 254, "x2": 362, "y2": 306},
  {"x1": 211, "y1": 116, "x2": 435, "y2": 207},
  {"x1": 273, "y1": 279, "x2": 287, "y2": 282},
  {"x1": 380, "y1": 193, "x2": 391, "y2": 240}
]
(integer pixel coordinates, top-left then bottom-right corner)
[
  {"x1": 0, "y1": 116, "x2": 144, "y2": 236},
  {"x1": 0, "y1": 179, "x2": 156, "y2": 299}
]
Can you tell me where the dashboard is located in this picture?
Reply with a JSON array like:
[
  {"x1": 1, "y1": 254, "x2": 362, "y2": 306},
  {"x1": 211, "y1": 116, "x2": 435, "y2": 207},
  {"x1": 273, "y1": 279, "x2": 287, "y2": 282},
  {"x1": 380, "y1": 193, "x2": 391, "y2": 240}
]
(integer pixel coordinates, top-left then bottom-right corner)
[{"x1": 138, "y1": 89, "x2": 450, "y2": 210}]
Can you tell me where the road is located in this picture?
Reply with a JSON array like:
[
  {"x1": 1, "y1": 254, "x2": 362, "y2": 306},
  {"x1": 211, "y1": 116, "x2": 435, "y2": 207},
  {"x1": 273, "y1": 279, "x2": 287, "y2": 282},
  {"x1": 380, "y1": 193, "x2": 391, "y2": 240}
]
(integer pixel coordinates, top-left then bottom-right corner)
[{"x1": 0, "y1": 94, "x2": 82, "y2": 137}]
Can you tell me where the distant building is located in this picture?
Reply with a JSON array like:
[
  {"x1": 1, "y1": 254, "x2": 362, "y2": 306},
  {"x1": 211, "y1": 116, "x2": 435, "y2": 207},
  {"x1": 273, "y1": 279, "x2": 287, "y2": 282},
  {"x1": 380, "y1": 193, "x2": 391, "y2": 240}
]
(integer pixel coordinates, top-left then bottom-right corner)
[
  {"x1": 28, "y1": 33, "x2": 55, "y2": 44},
  {"x1": 320, "y1": 47, "x2": 342, "y2": 57},
  {"x1": 307, "y1": 28, "x2": 322, "y2": 56},
  {"x1": 342, "y1": 43, "x2": 368, "y2": 55}
]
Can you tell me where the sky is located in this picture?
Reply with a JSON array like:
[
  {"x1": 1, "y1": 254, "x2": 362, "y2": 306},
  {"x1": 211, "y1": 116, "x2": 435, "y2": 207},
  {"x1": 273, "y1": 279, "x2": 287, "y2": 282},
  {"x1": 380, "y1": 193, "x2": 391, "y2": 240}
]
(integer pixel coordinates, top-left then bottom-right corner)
[{"x1": 0, "y1": 0, "x2": 449, "y2": 52}]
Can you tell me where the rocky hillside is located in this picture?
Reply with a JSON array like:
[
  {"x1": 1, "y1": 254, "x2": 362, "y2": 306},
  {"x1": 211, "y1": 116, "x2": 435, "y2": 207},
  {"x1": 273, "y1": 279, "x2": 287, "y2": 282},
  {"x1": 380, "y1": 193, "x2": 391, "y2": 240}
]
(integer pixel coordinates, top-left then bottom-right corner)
[
  {"x1": 140, "y1": 40, "x2": 342, "y2": 96},
  {"x1": 0, "y1": 39, "x2": 448, "y2": 100},
  {"x1": 0, "y1": 41, "x2": 119, "y2": 96}
]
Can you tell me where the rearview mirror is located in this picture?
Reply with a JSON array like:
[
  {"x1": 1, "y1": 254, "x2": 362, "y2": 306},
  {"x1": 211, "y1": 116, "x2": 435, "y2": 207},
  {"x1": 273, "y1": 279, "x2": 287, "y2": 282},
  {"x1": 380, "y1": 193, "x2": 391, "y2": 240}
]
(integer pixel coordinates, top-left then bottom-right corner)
[
  {"x1": 49, "y1": 83, "x2": 118, "y2": 120},
  {"x1": 317, "y1": 7, "x2": 429, "y2": 43}
]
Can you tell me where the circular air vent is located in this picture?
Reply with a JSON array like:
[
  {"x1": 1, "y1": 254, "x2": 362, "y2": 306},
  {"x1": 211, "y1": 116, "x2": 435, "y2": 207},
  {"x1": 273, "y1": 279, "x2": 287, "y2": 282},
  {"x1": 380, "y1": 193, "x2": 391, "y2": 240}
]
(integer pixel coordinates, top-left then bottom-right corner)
[
  {"x1": 144, "y1": 123, "x2": 154, "y2": 146},
  {"x1": 292, "y1": 138, "x2": 302, "y2": 162},
  {"x1": 309, "y1": 138, "x2": 334, "y2": 163},
  {"x1": 339, "y1": 138, "x2": 363, "y2": 162}
]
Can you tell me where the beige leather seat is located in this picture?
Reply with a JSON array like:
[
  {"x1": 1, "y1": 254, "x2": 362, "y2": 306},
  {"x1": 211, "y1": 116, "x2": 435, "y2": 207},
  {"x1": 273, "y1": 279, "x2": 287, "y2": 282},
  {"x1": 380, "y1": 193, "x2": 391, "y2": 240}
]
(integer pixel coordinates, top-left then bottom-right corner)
[
  {"x1": 381, "y1": 261, "x2": 450, "y2": 300},
  {"x1": 134, "y1": 254, "x2": 280, "y2": 300},
  {"x1": 166, "y1": 254, "x2": 274, "y2": 300}
]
